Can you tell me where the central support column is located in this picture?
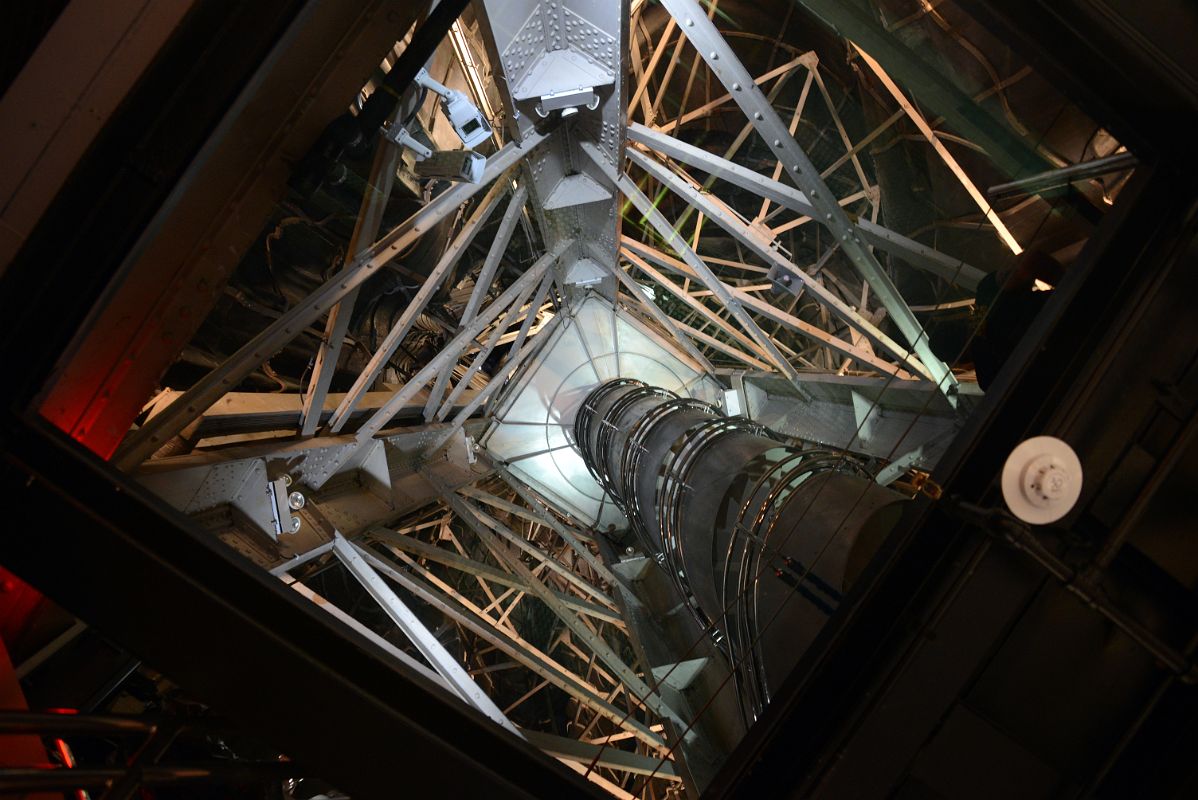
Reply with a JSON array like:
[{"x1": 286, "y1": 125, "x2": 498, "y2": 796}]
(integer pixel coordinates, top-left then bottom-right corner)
[{"x1": 575, "y1": 379, "x2": 906, "y2": 720}]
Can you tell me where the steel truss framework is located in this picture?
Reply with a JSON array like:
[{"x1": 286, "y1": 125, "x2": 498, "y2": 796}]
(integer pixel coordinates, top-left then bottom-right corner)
[
  {"x1": 115, "y1": 2, "x2": 1004, "y2": 469},
  {"x1": 1, "y1": 0, "x2": 1191, "y2": 796},
  {"x1": 55, "y1": 0, "x2": 1126, "y2": 796}
]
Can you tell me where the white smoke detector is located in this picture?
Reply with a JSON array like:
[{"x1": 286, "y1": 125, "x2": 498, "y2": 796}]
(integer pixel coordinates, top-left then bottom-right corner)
[{"x1": 1000, "y1": 436, "x2": 1083, "y2": 524}]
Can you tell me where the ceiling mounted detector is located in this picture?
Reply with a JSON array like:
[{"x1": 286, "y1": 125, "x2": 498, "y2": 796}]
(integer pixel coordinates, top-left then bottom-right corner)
[{"x1": 1000, "y1": 436, "x2": 1084, "y2": 524}]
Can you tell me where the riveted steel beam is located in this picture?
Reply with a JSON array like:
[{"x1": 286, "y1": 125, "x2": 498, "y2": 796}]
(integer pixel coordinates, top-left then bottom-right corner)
[
  {"x1": 335, "y1": 533, "x2": 521, "y2": 733},
  {"x1": 307, "y1": 241, "x2": 571, "y2": 487},
  {"x1": 585, "y1": 142, "x2": 800, "y2": 386},
  {"x1": 646, "y1": 2, "x2": 961, "y2": 402},
  {"x1": 625, "y1": 122, "x2": 984, "y2": 288},
  {"x1": 364, "y1": 539, "x2": 667, "y2": 750},
  {"x1": 299, "y1": 130, "x2": 403, "y2": 437},
  {"x1": 437, "y1": 282, "x2": 537, "y2": 421},
  {"x1": 115, "y1": 133, "x2": 549, "y2": 470},
  {"x1": 329, "y1": 177, "x2": 512, "y2": 433},
  {"x1": 445, "y1": 492, "x2": 685, "y2": 729},
  {"x1": 430, "y1": 312, "x2": 564, "y2": 452}
]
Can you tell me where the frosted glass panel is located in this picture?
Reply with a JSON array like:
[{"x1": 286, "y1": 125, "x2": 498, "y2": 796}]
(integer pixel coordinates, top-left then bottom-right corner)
[{"x1": 483, "y1": 293, "x2": 721, "y2": 527}]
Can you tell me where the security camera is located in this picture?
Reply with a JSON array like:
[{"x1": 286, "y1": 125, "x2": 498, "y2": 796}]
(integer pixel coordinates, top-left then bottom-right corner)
[
  {"x1": 440, "y1": 91, "x2": 492, "y2": 149},
  {"x1": 414, "y1": 68, "x2": 492, "y2": 148},
  {"x1": 383, "y1": 123, "x2": 484, "y2": 184},
  {"x1": 413, "y1": 150, "x2": 486, "y2": 184}
]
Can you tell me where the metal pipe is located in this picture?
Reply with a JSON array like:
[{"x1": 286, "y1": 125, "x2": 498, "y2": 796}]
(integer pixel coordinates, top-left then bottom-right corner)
[
  {"x1": 0, "y1": 712, "x2": 158, "y2": 736},
  {"x1": 952, "y1": 501, "x2": 1197, "y2": 680},
  {"x1": 0, "y1": 763, "x2": 299, "y2": 793},
  {"x1": 988, "y1": 151, "x2": 1137, "y2": 201}
]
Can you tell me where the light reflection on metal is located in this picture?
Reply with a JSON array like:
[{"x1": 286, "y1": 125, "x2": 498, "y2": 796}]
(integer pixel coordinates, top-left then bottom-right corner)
[
  {"x1": 853, "y1": 44, "x2": 1024, "y2": 255},
  {"x1": 447, "y1": 21, "x2": 501, "y2": 147},
  {"x1": 625, "y1": 122, "x2": 986, "y2": 289},
  {"x1": 636, "y1": 1, "x2": 962, "y2": 404}
]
